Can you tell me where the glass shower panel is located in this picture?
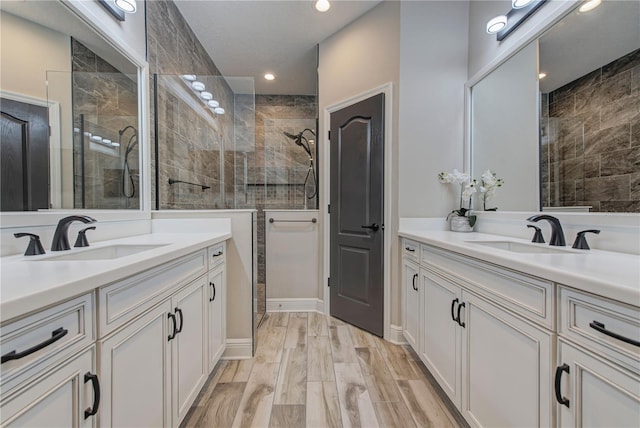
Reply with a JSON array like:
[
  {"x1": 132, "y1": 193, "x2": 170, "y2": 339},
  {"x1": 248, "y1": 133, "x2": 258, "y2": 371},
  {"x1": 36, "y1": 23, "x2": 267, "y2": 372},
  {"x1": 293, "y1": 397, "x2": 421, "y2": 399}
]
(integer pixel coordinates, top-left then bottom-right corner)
[
  {"x1": 153, "y1": 74, "x2": 255, "y2": 210},
  {"x1": 541, "y1": 114, "x2": 585, "y2": 210},
  {"x1": 47, "y1": 70, "x2": 139, "y2": 209}
]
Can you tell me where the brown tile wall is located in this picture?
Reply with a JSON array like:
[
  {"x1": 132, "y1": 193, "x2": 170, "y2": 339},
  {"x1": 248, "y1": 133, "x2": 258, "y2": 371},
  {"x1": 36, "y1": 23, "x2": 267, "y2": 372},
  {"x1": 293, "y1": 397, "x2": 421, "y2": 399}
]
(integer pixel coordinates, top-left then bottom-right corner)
[
  {"x1": 147, "y1": 0, "x2": 236, "y2": 209},
  {"x1": 541, "y1": 48, "x2": 640, "y2": 212},
  {"x1": 71, "y1": 40, "x2": 139, "y2": 209}
]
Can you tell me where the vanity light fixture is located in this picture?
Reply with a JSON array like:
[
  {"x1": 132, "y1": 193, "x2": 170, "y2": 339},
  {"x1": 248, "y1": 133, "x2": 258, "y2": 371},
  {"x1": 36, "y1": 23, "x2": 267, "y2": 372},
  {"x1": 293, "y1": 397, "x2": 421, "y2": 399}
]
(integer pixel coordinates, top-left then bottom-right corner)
[
  {"x1": 200, "y1": 91, "x2": 213, "y2": 101},
  {"x1": 191, "y1": 81, "x2": 206, "y2": 91},
  {"x1": 579, "y1": 0, "x2": 601, "y2": 13},
  {"x1": 214, "y1": 107, "x2": 225, "y2": 115},
  {"x1": 207, "y1": 100, "x2": 220, "y2": 108},
  {"x1": 512, "y1": 0, "x2": 535, "y2": 9},
  {"x1": 264, "y1": 73, "x2": 275, "y2": 81},
  {"x1": 486, "y1": 15, "x2": 508, "y2": 34},
  {"x1": 114, "y1": 0, "x2": 137, "y2": 13},
  {"x1": 315, "y1": 0, "x2": 330, "y2": 13}
]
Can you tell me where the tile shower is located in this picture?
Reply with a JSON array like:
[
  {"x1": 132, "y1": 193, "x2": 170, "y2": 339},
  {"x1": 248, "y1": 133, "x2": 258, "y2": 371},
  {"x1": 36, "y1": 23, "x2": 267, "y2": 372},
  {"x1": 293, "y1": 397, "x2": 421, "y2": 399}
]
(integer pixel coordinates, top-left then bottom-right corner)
[
  {"x1": 70, "y1": 40, "x2": 139, "y2": 209},
  {"x1": 146, "y1": 1, "x2": 318, "y2": 315},
  {"x1": 541, "y1": 48, "x2": 640, "y2": 212}
]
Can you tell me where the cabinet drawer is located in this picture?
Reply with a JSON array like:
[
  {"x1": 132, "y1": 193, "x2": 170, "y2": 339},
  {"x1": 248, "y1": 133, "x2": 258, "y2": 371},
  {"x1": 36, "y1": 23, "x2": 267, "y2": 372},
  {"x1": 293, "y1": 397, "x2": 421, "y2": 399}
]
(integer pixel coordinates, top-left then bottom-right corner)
[
  {"x1": 208, "y1": 242, "x2": 225, "y2": 270},
  {"x1": 402, "y1": 239, "x2": 420, "y2": 262},
  {"x1": 422, "y1": 245, "x2": 554, "y2": 329},
  {"x1": 559, "y1": 286, "x2": 640, "y2": 374},
  {"x1": 0, "y1": 293, "x2": 94, "y2": 394},
  {"x1": 98, "y1": 250, "x2": 207, "y2": 337}
]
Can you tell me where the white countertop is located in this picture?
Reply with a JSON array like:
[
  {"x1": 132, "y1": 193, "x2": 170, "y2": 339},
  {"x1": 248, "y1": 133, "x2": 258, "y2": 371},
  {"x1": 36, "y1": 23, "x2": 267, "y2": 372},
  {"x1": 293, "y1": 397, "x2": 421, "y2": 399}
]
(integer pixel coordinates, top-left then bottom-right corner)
[
  {"x1": 399, "y1": 229, "x2": 640, "y2": 307},
  {"x1": 0, "y1": 232, "x2": 231, "y2": 323}
]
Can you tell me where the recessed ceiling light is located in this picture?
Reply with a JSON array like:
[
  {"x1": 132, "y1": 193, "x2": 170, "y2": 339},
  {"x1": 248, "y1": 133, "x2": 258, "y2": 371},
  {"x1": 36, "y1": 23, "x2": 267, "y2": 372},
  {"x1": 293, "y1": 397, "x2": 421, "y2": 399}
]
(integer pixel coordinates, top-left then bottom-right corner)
[
  {"x1": 486, "y1": 15, "x2": 507, "y2": 34},
  {"x1": 315, "y1": 0, "x2": 330, "y2": 13},
  {"x1": 512, "y1": 0, "x2": 534, "y2": 9},
  {"x1": 538, "y1": 72, "x2": 547, "y2": 79},
  {"x1": 264, "y1": 73, "x2": 275, "y2": 81},
  {"x1": 579, "y1": 0, "x2": 601, "y2": 13}
]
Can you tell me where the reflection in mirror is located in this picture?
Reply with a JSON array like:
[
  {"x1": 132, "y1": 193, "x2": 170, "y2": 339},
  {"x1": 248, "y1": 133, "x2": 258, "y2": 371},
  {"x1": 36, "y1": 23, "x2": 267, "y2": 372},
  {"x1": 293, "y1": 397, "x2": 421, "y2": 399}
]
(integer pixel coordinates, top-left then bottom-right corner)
[
  {"x1": 471, "y1": 42, "x2": 539, "y2": 212},
  {"x1": 539, "y1": 0, "x2": 639, "y2": 212},
  {"x1": 471, "y1": 0, "x2": 639, "y2": 213},
  {"x1": 0, "y1": 2, "x2": 141, "y2": 211}
]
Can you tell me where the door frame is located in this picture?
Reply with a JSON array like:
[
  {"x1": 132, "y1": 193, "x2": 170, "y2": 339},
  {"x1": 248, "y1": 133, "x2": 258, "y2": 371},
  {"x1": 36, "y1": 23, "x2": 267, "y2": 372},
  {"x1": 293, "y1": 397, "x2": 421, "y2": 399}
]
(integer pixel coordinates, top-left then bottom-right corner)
[{"x1": 321, "y1": 82, "x2": 394, "y2": 340}]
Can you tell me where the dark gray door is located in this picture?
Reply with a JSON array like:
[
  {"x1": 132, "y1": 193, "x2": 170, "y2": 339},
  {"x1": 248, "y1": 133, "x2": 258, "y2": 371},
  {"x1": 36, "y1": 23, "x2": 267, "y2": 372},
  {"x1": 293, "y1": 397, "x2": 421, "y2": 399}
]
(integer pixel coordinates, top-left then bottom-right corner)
[
  {"x1": 1, "y1": 98, "x2": 50, "y2": 211},
  {"x1": 330, "y1": 93, "x2": 384, "y2": 336}
]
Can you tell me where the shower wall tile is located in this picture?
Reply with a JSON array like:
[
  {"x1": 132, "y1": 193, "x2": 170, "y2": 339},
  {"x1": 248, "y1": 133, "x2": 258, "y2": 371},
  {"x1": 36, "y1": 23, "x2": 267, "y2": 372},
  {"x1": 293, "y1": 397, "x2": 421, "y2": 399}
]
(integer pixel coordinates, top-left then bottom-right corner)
[{"x1": 542, "y1": 48, "x2": 640, "y2": 212}]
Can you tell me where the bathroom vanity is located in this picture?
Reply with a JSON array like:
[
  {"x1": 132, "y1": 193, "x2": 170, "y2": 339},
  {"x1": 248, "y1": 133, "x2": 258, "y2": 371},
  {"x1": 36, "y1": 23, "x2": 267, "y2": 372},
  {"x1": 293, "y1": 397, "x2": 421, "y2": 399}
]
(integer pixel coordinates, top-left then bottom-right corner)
[
  {"x1": 0, "y1": 231, "x2": 230, "y2": 427},
  {"x1": 400, "y1": 229, "x2": 640, "y2": 428}
]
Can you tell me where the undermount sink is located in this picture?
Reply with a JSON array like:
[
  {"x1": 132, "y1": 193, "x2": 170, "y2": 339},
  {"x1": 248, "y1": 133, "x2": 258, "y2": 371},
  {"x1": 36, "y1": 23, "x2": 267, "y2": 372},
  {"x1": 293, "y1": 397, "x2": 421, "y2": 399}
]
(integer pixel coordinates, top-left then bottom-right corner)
[
  {"x1": 468, "y1": 240, "x2": 579, "y2": 254},
  {"x1": 37, "y1": 244, "x2": 169, "y2": 261}
]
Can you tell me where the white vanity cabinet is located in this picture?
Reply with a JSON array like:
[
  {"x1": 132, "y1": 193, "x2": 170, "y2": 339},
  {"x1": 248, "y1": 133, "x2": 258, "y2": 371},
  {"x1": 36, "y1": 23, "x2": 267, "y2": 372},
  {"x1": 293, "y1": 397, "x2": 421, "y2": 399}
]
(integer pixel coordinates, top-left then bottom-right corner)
[
  {"x1": 402, "y1": 239, "x2": 421, "y2": 352},
  {"x1": 556, "y1": 287, "x2": 640, "y2": 427},
  {"x1": 402, "y1": 239, "x2": 554, "y2": 428},
  {"x1": 0, "y1": 293, "x2": 97, "y2": 427},
  {"x1": 97, "y1": 243, "x2": 227, "y2": 427}
]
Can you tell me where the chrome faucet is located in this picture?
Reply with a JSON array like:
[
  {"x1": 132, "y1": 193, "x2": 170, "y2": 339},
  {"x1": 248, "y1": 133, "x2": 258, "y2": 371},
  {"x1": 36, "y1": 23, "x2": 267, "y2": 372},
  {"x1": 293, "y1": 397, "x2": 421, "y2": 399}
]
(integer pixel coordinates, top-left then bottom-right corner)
[
  {"x1": 51, "y1": 215, "x2": 97, "y2": 251},
  {"x1": 526, "y1": 214, "x2": 566, "y2": 246}
]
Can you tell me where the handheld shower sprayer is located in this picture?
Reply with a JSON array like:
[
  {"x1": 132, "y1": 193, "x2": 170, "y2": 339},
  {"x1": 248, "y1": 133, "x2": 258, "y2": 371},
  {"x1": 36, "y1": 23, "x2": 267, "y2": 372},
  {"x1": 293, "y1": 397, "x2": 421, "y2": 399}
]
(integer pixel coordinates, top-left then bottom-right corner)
[
  {"x1": 119, "y1": 125, "x2": 138, "y2": 198},
  {"x1": 283, "y1": 128, "x2": 317, "y2": 200}
]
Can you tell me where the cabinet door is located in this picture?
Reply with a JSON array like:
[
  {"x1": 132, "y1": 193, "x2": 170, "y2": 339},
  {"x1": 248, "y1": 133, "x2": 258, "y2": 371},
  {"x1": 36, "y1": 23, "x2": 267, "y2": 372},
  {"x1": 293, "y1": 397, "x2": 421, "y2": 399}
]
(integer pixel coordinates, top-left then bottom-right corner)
[
  {"x1": 402, "y1": 259, "x2": 420, "y2": 351},
  {"x1": 99, "y1": 300, "x2": 172, "y2": 428},
  {"x1": 421, "y1": 268, "x2": 462, "y2": 407},
  {"x1": 208, "y1": 267, "x2": 226, "y2": 372},
  {"x1": 1, "y1": 345, "x2": 97, "y2": 427},
  {"x1": 172, "y1": 276, "x2": 209, "y2": 426},
  {"x1": 557, "y1": 340, "x2": 640, "y2": 428},
  {"x1": 462, "y1": 292, "x2": 552, "y2": 428}
]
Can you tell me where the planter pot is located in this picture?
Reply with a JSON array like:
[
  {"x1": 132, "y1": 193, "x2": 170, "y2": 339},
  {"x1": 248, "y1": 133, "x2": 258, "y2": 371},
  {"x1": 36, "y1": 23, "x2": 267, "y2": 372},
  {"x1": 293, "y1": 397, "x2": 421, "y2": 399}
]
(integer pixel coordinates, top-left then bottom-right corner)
[{"x1": 450, "y1": 215, "x2": 474, "y2": 233}]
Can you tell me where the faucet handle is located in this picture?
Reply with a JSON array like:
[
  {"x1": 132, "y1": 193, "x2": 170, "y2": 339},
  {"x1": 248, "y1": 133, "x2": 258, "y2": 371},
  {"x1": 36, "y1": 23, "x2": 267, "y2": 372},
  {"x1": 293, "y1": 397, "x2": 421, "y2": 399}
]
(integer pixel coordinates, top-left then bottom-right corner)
[
  {"x1": 14, "y1": 233, "x2": 46, "y2": 256},
  {"x1": 572, "y1": 229, "x2": 600, "y2": 250},
  {"x1": 527, "y1": 225, "x2": 545, "y2": 243},
  {"x1": 74, "y1": 227, "x2": 96, "y2": 248}
]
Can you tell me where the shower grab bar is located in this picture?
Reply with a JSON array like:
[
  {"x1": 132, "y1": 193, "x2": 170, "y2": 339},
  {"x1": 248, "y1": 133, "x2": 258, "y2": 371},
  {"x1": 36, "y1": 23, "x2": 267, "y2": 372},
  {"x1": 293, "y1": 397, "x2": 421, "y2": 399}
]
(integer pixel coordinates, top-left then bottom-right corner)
[
  {"x1": 168, "y1": 178, "x2": 210, "y2": 191},
  {"x1": 269, "y1": 218, "x2": 317, "y2": 224}
]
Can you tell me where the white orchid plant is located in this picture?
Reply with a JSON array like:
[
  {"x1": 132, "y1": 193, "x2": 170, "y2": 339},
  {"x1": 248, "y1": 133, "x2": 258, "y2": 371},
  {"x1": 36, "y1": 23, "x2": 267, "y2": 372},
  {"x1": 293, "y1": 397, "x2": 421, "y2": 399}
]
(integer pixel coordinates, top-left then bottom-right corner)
[
  {"x1": 479, "y1": 169, "x2": 504, "y2": 211},
  {"x1": 438, "y1": 169, "x2": 478, "y2": 226},
  {"x1": 438, "y1": 169, "x2": 504, "y2": 224}
]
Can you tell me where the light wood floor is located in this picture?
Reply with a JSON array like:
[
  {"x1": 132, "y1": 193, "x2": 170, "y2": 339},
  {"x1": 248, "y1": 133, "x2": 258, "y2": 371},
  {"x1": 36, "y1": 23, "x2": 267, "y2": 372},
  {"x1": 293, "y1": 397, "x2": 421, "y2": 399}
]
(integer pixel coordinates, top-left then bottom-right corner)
[{"x1": 184, "y1": 312, "x2": 463, "y2": 428}]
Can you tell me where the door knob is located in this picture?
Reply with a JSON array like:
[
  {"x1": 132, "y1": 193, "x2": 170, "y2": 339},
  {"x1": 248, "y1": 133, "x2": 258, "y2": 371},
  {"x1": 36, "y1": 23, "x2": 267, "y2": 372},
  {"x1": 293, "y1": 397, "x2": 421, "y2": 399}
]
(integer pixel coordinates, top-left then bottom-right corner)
[{"x1": 361, "y1": 223, "x2": 379, "y2": 232}]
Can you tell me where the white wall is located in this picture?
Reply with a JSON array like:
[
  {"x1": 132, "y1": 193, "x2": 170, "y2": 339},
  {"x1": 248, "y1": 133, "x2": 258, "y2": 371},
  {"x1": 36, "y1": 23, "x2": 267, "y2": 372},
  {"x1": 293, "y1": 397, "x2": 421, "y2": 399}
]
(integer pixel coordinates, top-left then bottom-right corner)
[
  {"x1": 472, "y1": 41, "x2": 539, "y2": 211},
  {"x1": 467, "y1": 0, "x2": 578, "y2": 79},
  {"x1": 318, "y1": 1, "x2": 401, "y2": 325},
  {"x1": 398, "y1": 1, "x2": 470, "y2": 218}
]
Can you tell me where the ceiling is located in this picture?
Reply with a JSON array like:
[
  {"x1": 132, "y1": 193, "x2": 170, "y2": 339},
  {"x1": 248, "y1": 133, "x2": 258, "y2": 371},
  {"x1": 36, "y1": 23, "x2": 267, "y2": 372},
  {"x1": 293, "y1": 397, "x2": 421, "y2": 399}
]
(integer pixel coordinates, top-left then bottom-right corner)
[
  {"x1": 539, "y1": 0, "x2": 640, "y2": 93},
  {"x1": 174, "y1": 0, "x2": 382, "y2": 95}
]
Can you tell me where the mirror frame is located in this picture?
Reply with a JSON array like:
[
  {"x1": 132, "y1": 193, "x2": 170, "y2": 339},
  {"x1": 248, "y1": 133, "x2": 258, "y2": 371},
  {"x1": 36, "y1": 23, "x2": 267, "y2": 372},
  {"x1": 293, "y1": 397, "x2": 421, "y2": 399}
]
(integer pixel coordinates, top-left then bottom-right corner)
[{"x1": 0, "y1": 0, "x2": 151, "y2": 228}]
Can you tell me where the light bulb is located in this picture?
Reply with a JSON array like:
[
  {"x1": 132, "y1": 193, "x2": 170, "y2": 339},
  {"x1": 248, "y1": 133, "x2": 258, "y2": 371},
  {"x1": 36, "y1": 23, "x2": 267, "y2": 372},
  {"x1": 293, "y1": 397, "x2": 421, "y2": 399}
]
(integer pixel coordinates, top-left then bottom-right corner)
[
  {"x1": 182, "y1": 74, "x2": 197, "y2": 81},
  {"x1": 264, "y1": 73, "x2": 275, "y2": 81},
  {"x1": 208, "y1": 100, "x2": 220, "y2": 108},
  {"x1": 486, "y1": 15, "x2": 507, "y2": 34},
  {"x1": 214, "y1": 107, "x2": 225, "y2": 115},
  {"x1": 191, "y1": 81, "x2": 205, "y2": 91},
  {"x1": 114, "y1": 0, "x2": 136, "y2": 13},
  {"x1": 200, "y1": 91, "x2": 213, "y2": 101},
  {"x1": 315, "y1": 0, "x2": 330, "y2": 12}
]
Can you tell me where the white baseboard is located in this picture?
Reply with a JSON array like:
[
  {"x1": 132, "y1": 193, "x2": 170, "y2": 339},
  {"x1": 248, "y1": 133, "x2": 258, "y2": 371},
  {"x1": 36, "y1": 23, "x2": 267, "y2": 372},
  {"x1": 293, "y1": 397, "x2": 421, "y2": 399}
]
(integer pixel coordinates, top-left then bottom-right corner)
[
  {"x1": 221, "y1": 338, "x2": 253, "y2": 360},
  {"x1": 387, "y1": 324, "x2": 408, "y2": 345},
  {"x1": 266, "y1": 298, "x2": 324, "y2": 313}
]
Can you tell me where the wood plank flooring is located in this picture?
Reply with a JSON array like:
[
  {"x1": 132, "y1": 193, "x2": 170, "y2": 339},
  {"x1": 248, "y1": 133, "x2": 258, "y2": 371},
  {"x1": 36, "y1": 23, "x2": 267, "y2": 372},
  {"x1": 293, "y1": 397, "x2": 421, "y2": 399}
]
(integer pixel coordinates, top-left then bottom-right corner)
[{"x1": 184, "y1": 312, "x2": 462, "y2": 428}]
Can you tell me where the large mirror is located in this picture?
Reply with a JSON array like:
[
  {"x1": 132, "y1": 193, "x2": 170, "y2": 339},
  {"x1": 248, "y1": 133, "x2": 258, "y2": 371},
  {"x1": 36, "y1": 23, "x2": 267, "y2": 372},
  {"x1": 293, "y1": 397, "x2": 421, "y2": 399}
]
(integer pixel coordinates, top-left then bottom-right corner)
[
  {"x1": 471, "y1": 0, "x2": 639, "y2": 213},
  {"x1": 1, "y1": 1, "x2": 141, "y2": 211}
]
